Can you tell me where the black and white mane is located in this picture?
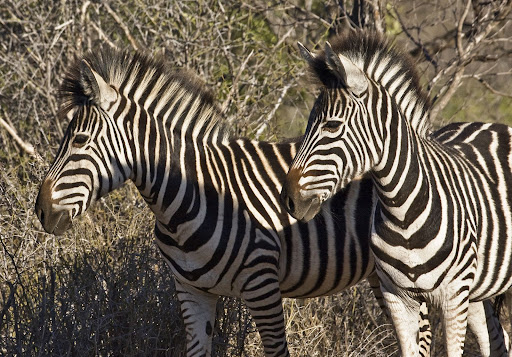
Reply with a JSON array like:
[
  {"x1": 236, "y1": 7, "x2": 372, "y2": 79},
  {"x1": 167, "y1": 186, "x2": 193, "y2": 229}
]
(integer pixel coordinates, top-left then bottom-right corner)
[
  {"x1": 58, "y1": 47, "x2": 231, "y2": 142},
  {"x1": 307, "y1": 31, "x2": 432, "y2": 137}
]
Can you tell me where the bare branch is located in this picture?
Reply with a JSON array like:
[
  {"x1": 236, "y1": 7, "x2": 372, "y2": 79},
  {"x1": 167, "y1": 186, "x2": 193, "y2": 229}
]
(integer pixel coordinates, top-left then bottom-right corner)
[
  {"x1": 429, "y1": 0, "x2": 512, "y2": 120},
  {"x1": 254, "y1": 82, "x2": 293, "y2": 137},
  {"x1": 472, "y1": 76, "x2": 512, "y2": 98},
  {"x1": 102, "y1": 2, "x2": 140, "y2": 51},
  {"x1": 0, "y1": 117, "x2": 42, "y2": 162},
  {"x1": 393, "y1": 7, "x2": 438, "y2": 67},
  {"x1": 221, "y1": 50, "x2": 254, "y2": 115},
  {"x1": 90, "y1": 21, "x2": 118, "y2": 50},
  {"x1": 456, "y1": 0, "x2": 472, "y2": 57},
  {"x1": 368, "y1": 0, "x2": 386, "y2": 34},
  {"x1": 77, "y1": 1, "x2": 91, "y2": 53}
]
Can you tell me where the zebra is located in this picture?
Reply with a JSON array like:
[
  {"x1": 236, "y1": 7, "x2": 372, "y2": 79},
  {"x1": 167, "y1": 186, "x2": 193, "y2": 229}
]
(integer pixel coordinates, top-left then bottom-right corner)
[
  {"x1": 280, "y1": 30, "x2": 512, "y2": 356},
  {"x1": 34, "y1": 46, "x2": 501, "y2": 357}
]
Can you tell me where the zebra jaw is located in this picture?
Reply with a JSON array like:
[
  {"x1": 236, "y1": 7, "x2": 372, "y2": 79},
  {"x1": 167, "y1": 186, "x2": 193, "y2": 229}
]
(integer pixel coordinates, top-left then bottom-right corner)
[
  {"x1": 280, "y1": 192, "x2": 321, "y2": 222},
  {"x1": 40, "y1": 210, "x2": 72, "y2": 236}
]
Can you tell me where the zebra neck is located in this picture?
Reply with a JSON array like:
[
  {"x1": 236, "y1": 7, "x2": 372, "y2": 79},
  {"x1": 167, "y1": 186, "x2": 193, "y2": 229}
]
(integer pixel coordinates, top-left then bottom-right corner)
[
  {"x1": 371, "y1": 113, "x2": 434, "y2": 235},
  {"x1": 135, "y1": 136, "x2": 226, "y2": 242}
]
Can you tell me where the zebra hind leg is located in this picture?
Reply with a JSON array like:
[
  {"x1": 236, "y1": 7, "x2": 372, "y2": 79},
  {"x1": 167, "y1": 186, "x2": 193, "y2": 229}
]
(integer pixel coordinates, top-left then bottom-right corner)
[
  {"x1": 174, "y1": 280, "x2": 218, "y2": 357},
  {"x1": 367, "y1": 273, "x2": 431, "y2": 357},
  {"x1": 441, "y1": 288, "x2": 471, "y2": 357}
]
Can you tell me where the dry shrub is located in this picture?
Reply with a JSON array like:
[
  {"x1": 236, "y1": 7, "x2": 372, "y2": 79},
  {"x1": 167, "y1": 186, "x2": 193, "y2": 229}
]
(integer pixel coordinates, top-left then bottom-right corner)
[{"x1": 283, "y1": 283, "x2": 397, "y2": 357}]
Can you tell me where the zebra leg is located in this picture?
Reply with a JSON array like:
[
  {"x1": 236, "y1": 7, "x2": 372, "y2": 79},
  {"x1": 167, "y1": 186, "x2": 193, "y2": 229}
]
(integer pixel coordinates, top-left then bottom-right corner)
[
  {"x1": 241, "y1": 278, "x2": 289, "y2": 357},
  {"x1": 175, "y1": 279, "x2": 218, "y2": 357},
  {"x1": 367, "y1": 273, "x2": 431, "y2": 357},
  {"x1": 441, "y1": 289, "x2": 470, "y2": 357},
  {"x1": 468, "y1": 300, "x2": 508, "y2": 357},
  {"x1": 382, "y1": 288, "x2": 421, "y2": 357},
  {"x1": 418, "y1": 301, "x2": 432, "y2": 357},
  {"x1": 504, "y1": 291, "x2": 512, "y2": 355}
]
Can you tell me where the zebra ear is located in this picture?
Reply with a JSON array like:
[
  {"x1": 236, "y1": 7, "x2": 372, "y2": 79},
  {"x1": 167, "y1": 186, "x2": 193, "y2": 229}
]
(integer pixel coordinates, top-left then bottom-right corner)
[
  {"x1": 297, "y1": 42, "x2": 315, "y2": 66},
  {"x1": 324, "y1": 42, "x2": 368, "y2": 95},
  {"x1": 80, "y1": 59, "x2": 117, "y2": 108}
]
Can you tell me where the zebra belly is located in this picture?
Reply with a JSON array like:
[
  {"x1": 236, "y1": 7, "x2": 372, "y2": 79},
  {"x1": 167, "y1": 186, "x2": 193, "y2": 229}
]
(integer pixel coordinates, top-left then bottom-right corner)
[
  {"x1": 280, "y1": 266, "x2": 375, "y2": 299},
  {"x1": 154, "y1": 235, "x2": 254, "y2": 297},
  {"x1": 470, "y1": 262, "x2": 512, "y2": 301},
  {"x1": 469, "y1": 228, "x2": 512, "y2": 300},
  {"x1": 371, "y1": 230, "x2": 479, "y2": 294},
  {"x1": 374, "y1": 258, "x2": 452, "y2": 293},
  {"x1": 371, "y1": 242, "x2": 457, "y2": 293}
]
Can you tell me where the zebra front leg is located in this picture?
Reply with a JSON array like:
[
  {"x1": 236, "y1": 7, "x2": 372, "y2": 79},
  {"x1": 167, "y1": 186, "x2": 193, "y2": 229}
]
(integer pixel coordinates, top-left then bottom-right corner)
[
  {"x1": 382, "y1": 288, "x2": 421, "y2": 357},
  {"x1": 175, "y1": 279, "x2": 218, "y2": 357},
  {"x1": 468, "y1": 300, "x2": 508, "y2": 357},
  {"x1": 418, "y1": 302, "x2": 432, "y2": 357},
  {"x1": 367, "y1": 272, "x2": 432, "y2": 357},
  {"x1": 241, "y1": 278, "x2": 289, "y2": 357}
]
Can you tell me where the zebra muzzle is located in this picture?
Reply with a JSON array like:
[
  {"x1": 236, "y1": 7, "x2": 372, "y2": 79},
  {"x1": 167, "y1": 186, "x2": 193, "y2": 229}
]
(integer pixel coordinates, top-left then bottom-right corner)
[
  {"x1": 35, "y1": 179, "x2": 73, "y2": 235},
  {"x1": 280, "y1": 169, "x2": 323, "y2": 222}
]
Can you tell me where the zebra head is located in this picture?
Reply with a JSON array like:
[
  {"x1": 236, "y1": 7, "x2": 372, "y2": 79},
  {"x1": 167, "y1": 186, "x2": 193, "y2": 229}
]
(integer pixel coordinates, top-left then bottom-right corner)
[
  {"x1": 36, "y1": 59, "x2": 130, "y2": 235},
  {"x1": 281, "y1": 40, "x2": 381, "y2": 221}
]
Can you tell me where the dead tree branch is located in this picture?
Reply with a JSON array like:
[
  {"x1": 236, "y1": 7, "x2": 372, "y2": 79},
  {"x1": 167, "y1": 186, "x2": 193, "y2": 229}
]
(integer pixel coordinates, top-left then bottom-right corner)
[
  {"x1": 429, "y1": 0, "x2": 512, "y2": 120},
  {"x1": 102, "y1": 2, "x2": 140, "y2": 51},
  {"x1": 0, "y1": 117, "x2": 42, "y2": 162}
]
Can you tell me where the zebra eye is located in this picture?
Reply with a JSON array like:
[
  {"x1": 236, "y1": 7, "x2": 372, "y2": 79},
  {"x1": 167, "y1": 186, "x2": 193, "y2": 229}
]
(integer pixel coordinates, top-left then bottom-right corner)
[
  {"x1": 72, "y1": 133, "x2": 89, "y2": 148},
  {"x1": 323, "y1": 120, "x2": 342, "y2": 132}
]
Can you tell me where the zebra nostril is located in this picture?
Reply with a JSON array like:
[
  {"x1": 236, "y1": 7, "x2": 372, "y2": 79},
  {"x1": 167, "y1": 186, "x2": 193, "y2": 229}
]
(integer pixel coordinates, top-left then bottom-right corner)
[
  {"x1": 280, "y1": 184, "x2": 298, "y2": 213},
  {"x1": 280, "y1": 186, "x2": 295, "y2": 213},
  {"x1": 287, "y1": 196, "x2": 295, "y2": 213},
  {"x1": 39, "y1": 209, "x2": 45, "y2": 223}
]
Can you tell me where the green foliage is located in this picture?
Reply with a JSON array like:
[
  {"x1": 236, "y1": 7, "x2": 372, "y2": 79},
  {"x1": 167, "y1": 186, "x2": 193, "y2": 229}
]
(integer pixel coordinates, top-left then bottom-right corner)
[{"x1": 384, "y1": 3, "x2": 402, "y2": 36}]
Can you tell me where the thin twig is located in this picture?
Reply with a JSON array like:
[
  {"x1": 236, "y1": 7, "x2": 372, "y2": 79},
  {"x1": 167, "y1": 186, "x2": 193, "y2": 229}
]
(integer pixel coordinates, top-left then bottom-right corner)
[
  {"x1": 473, "y1": 76, "x2": 512, "y2": 98},
  {"x1": 221, "y1": 50, "x2": 254, "y2": 114},
  {"x1": 456, "y1": 0, "x2": 472, "y2": 57},
  {"x1": 275, "y1": 27, "x2": 294, "y2": 48},
  {"x1": 255, "y1": 82, "x2": 293, "y2": 137},
  {"x1": 393, "y1": 6, "x2": 437, "y2": 67},
  {"x1": 102, "y1": 2, "x2": 140, "y2": 51},
  {"x1": 0, "y1": 117, "x2": 42, "y2": 162},
  {"x1": 90, "y1": 21, "x2": 118, "y2": 50}
]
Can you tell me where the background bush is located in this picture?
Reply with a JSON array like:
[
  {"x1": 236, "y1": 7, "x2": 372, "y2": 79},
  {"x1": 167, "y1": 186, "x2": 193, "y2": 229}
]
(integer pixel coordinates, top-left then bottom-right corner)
[{"x1": 1, "y1": 0, "x2": 510, "y2": 355}]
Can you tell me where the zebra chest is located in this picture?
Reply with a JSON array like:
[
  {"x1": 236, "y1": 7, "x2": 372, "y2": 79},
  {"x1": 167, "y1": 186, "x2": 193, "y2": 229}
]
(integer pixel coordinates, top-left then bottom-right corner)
[
  {"x1": 370, "y1": 216, "x2": 478, "y2": 293},
  {"x1": 154, "y1": 222, "x2": 238, "y2": 293}
]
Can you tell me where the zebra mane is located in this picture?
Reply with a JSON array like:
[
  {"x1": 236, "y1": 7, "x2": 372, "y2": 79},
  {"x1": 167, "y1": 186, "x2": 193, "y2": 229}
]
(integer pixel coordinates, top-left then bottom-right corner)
[
  {"x1": 59, "y1": 47, "x2": 231, "y2": 142},
  {"x1": 307, "y1": 31, "x2": 432, "y2": 137}
]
